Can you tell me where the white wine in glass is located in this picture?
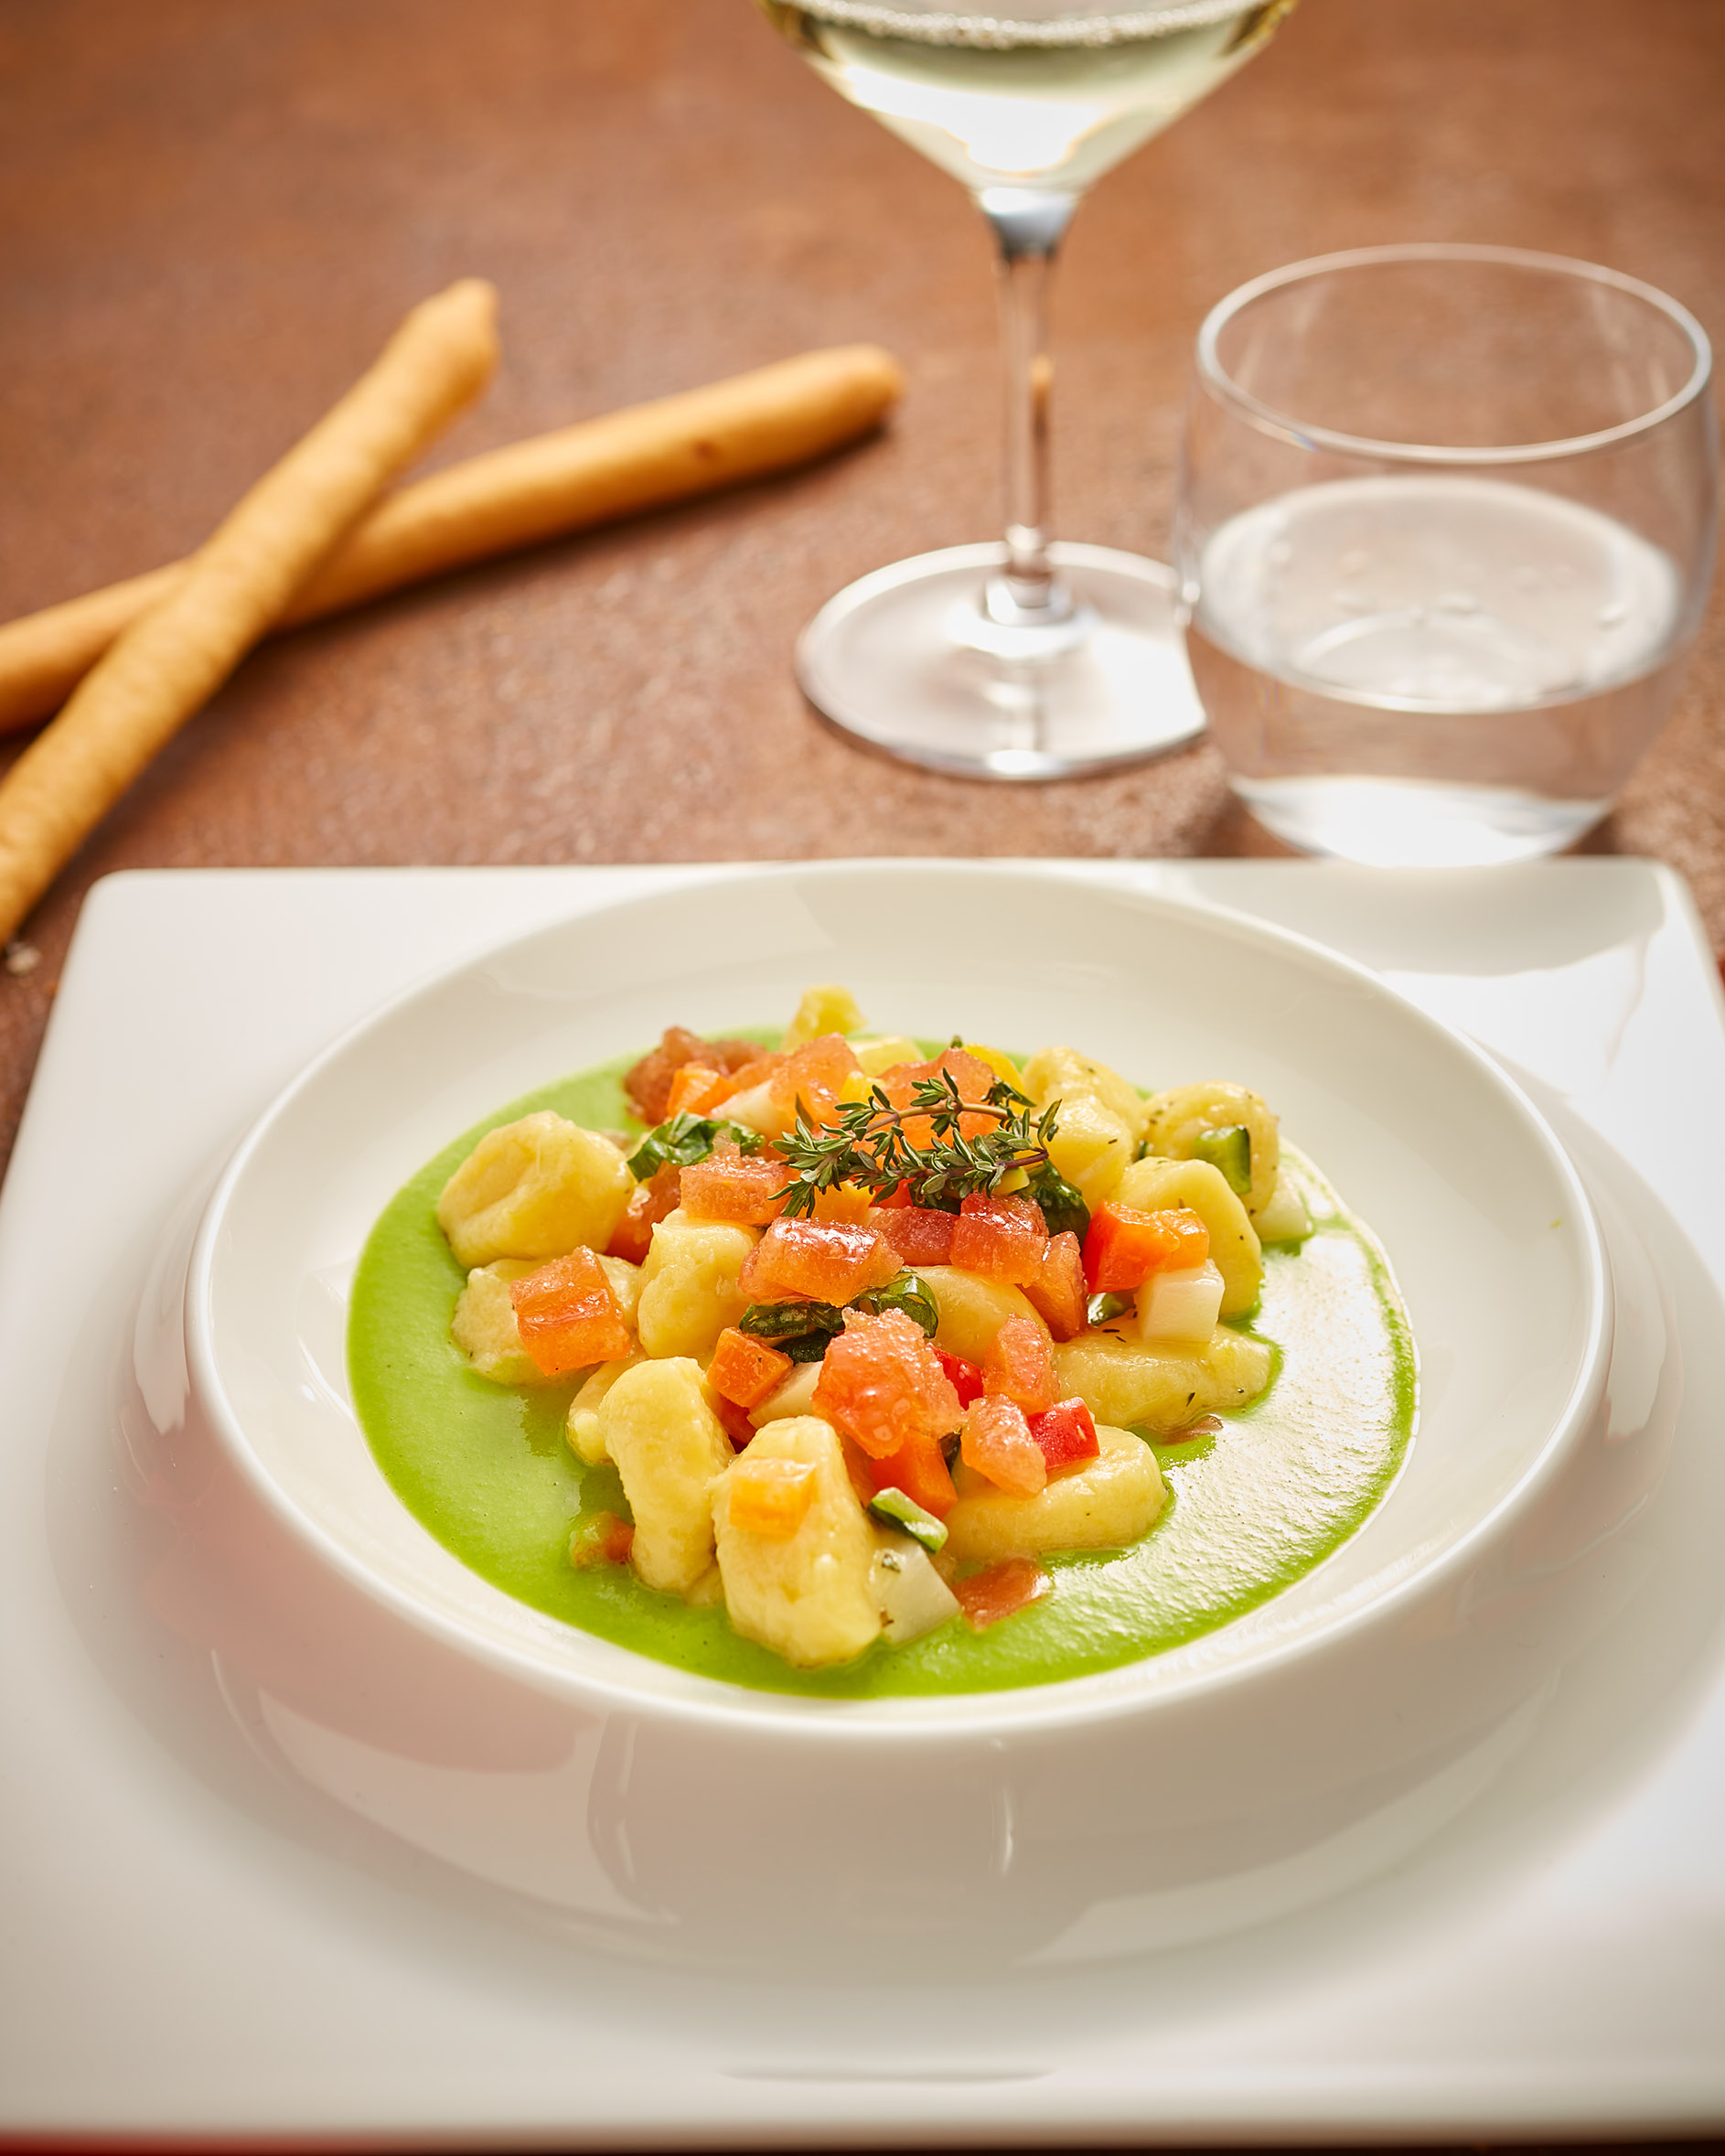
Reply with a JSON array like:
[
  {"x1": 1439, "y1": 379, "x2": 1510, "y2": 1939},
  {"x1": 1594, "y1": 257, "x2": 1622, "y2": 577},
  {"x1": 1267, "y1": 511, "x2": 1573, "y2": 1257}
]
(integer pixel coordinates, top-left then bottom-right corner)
[{"x1": 756, "y1": 0, "x2": 1295, "y2": 778}]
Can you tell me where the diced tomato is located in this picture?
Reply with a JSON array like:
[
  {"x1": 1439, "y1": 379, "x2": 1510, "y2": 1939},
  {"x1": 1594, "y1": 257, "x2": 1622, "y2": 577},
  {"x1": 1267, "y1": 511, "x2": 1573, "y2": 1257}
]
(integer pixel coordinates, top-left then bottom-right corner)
[
  {"x1": 769, "y1": 1034, "x2": 862, "y2": 1128},
  {"x1": 726, "y1": 1456, "x2": 818, "y2": 1539},
  {"x1": 607, "y1": 1161, "x2": 680, "y2": 1263},
  {"x1": 570, "y1": 1510, "x2": 635, "y2": 1569},
  {"x1": 740, "y1": 1216, "x2": 901, "y2": 1303},
  {"x1": 953, "y1": 1558, "x2": 1051, "y2": 1630},
  {"x1": 960, "y1": 1395, "x2": 1047, "y2": 1496},
  {"x1": 508, "y1": 1250, "x2": 632, "y2": 1376},
  {"x1": 948, "y1": 1191, "x2": 1048, "y2": 1284},
  {"x1": 623, "y1": 1026, "x2": 762, "y2": 1124},
  {"x1": 982, "y1": 1314, "x2": 1056, "y2": 1414},
  {"x1": 710, "y1": 1053, "x2": 786, "y2": 1106},
  {"x1": 679, "y1": 1138, "x2": 788, "y2": 1226},
  {"x1": 864, "y1": 1431, "x2": 957, "y2": 1520},
  {"x1": 1023, "y1": 1229, "x2": 1087, "y2": 1342},
  {"x1": 1027, "y1": 1397, "x2": 1099, "y2": 1475},
  {"x1": 934, "y1": 1346, "x2": 986, "y2": 1409},
  {"x1": 707, "y1": 1326, "x2": 794, "y2": 1411},
  {"x1": 1083, "y1": 1202, "x2": 1210, "y2": 1293},
  {"x1": 812, "y1": 1308, "x2": 962, "y2": 1462},
  {"x1": 664, "y1": 1062, "x2": 725, "y2": 1118},
  {"x1": 711, "y1": 1392, "x2": 757, "y2": 1451},
  {"x1": 870, "y1": 1202, "x2": 955, "y2": 1266}
]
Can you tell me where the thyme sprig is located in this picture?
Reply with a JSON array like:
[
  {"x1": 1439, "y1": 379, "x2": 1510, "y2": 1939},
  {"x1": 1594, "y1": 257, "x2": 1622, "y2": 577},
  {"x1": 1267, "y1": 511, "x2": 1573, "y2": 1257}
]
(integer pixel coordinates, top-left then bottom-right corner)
[{"x1": 774, "y1": 1070, "x2": 1061, "y2": 1219}]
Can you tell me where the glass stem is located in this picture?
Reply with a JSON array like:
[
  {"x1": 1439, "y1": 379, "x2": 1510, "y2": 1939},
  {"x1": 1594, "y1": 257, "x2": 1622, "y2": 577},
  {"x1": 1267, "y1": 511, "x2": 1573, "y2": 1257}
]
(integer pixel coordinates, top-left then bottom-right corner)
[{"x1": 980, "y1": 187, "x2": 1079, "y2": 626}]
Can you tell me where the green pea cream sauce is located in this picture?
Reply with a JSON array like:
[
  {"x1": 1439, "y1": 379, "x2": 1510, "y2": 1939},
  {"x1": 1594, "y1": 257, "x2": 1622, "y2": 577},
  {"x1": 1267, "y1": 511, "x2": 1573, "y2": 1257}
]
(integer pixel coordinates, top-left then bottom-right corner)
[{"x1": 348, "y1": 1050, "x2": 1416, "y2": 1700}]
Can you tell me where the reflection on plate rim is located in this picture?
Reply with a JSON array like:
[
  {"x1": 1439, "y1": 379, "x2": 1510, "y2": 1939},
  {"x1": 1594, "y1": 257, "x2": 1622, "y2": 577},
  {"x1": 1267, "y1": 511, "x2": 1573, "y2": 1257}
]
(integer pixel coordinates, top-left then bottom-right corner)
[{"x1": 182, "y1": 860, "x2": 1612, "y2": 1742}]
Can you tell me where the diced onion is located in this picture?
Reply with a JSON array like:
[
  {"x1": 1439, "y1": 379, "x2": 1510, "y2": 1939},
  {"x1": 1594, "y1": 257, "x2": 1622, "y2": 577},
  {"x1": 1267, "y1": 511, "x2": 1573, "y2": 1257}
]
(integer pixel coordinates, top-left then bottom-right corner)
[
  {"x1": 1136, "y1": 1260, "x2": 1224, "y2": 1344},
  {"x1": 870, "y1": 1538, "x2": 960, "y2": 1644},
  {"x1": 751, "y1": 1361, "x2": 825, "y2": 1424}
]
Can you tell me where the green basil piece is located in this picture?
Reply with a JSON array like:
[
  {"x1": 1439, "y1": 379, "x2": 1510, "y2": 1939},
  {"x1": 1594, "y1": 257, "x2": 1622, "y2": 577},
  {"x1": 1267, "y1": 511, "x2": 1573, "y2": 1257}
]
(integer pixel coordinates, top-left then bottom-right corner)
[
  {"x1": 1024, "y1": 1162, "x2": 1089, "y2": 1242},
  {"x1": 1086, "y1": 1290, "x2": 1136, "y2": 1328},
  {"x1": 852, "y1": 1269, "x2": 939, "y2": 1337},
  {"x1": 1192, "y1": 1124, "x2": 1252, "y2": 1196},
  {"x1": 625, "y1": 1114, "x2": 761, "y2": 1181},
  {"x1": 738, "y1": 1299, "x2": 846, "y2": 1344},
  {"x1": 867, "y1": 1487, "x2": 948, "y2": 1553}
]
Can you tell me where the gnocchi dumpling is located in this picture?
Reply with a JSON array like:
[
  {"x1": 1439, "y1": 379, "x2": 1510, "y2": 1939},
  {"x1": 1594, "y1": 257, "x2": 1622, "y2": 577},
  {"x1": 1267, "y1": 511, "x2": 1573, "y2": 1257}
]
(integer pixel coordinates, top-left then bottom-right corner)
[
  {"x1": 436, "y1": 1111, "x2": 633, "y2": 1269},
  {"x1": 598, "y1": 1357, "x2": 733, "y2": 1595},
  {"x1": 635, "y1": 1214, "x2": 758, "y2": 1358},
  {"x1": 1052, "y1": 1326, "x2": 1273, "y2": 1434},
  {"x1": 943, "y1": 1424, "x2": 1164, "y2": 1564},
  {"x1": 1114, "y1": 1155, "x2": 1262, "y2": 1315},
  {"x1": 913, "y1": 1265, "x2": 1049, "y2": 1366},
  {"x1": 713, "y1": 1418, "x2": 883, "y2": 1668},
  {"x1": 1141, "y1": 1079, "x2": 1280, "y2": 1217},
  {"x1": 1022, "y1": 1046, "x2": 1150, "y2": 1209}
]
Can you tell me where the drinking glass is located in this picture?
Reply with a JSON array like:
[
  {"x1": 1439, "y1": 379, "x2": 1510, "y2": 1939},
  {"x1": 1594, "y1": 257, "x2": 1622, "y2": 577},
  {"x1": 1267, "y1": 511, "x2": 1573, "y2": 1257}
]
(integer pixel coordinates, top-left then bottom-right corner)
[
  {"x1": 1177, "y1": 244, "x2": 1718, "y2": 865},
  {"x1": 755, "y1": 0, "x2": 1297, "y2": 779}
]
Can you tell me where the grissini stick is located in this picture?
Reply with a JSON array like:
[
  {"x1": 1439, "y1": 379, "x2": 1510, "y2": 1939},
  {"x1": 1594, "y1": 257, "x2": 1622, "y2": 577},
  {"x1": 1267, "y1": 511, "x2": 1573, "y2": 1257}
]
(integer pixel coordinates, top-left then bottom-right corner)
[
  {"x1": 0, "y1": 278, "x2": 499, "y2": 943},
  {"x1": 0, "y1": 345, "x2": 905, "y2": 735}
]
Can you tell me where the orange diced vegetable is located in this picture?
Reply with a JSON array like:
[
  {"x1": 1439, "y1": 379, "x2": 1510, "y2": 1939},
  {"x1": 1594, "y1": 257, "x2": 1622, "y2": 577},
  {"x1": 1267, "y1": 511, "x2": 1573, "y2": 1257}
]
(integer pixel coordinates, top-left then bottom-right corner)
[
  {"x1": 953, "y1": 1558, "x2": 1051, "y2": 1630},
  {"x1": 1083, "y1": 1202, "x2": 1210, "y2": 1293},
  {"x1": 711, "y1": 1391, "x2": 757, "y2": 1451},
  {"x1": 508, "y1": 1250, "x2": 633, "y2": 1377},
  {"x1": 948, "y1": 1190, "x2": 1048, "y2": 1284},
  {"x1": 981, "y1": 1314, "x2": 1057, "y2": 1414},
  {"x1": 1023, "y1": 1229, "x2": 1087, "y2": 1341},
  {"x1": 865, "y1": 1430, "x2": 957, "y2": 1519},
  {"x1": 727, "y1": 1455, "x2": 818, "y2": 1538},
  {"x1": 960, "y1": 1395, "x2": 1048, "y2": 1496},
  {"x1": 812, "y1": 1307, "x2": 963, "y2": 1462},
  {"x1": 664, "y1": 1062, "x2": 726, "y2": 1118},
  {"x1": 711, "y1": 1053, "x2": 785, "y2": 1106},
  {"x1": 739, "y1": 1215, "x2": 901, "y2": 1303},
  {"x1": 607, "y1": 1161, "x2": 680, "y2": 1263},
  {"x1": 570, "y1": 1510, "x2": 635, "y2": 1569},
  {"x1": 679, "y1": 1138, "x2": 788, "y2": 1226},
  {"x1": 623, "y1": 1026, "x2": 763, "y2": 1125},
  {"x1": 708, "y1": 1325, "x2": 794, "y2": 1411},
  {"x1": 874, "y1": 1047, "x2": 998, "y2": 1151},
  {"x1": 769, "y1": 1034, "x2": 862, "y2": 1127}
]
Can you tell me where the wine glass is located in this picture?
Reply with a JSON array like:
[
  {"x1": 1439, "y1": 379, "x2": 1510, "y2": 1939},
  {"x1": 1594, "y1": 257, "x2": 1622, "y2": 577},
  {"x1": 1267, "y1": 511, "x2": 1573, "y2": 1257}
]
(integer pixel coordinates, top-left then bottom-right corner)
[{"x1": 755, "y1": 0, "x2": 1296, "y2": 779}]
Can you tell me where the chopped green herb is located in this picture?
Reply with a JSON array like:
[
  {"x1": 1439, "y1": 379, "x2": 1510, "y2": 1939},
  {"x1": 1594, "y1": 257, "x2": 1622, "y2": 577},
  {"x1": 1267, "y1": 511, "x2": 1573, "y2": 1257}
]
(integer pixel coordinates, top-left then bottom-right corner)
[
  {"x1": 625, "y1": 1113, "x2": 761, "y2": 1181},
  {"x1": 1023, "y1": 1161, "x2": 1089, "y2": 1241},
  {"x1": 852, "y1": 1269, "x2": 939, "y2": 1337},
  {"x1": 1086, "y1": 1290, "x2": 1136, "y2": 1328},
  {"x1": 1193, "y1": 1124, "x2": 1252, "y2": 1196},
  {"x1": 739, "y1": 1298, "x2": 845, "y2": 1344},
  {"x1": 867, "y1": 1487, "x2": 948, "y2": 1553}
]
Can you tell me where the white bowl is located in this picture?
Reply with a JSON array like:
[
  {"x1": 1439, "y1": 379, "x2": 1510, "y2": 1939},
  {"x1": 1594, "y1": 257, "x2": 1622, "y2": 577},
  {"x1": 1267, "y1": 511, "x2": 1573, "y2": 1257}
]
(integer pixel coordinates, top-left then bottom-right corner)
[{"x1": 136, "y1": 863, "x2": 1617, "y2": 1968}]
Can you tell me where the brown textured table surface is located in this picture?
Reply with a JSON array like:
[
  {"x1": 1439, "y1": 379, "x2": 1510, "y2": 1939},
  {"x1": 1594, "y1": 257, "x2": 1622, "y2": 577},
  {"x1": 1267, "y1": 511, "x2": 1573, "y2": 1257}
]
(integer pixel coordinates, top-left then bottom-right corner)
[{"x1": 1, "y1": 0, "x2": 1721, "y2": 1180}]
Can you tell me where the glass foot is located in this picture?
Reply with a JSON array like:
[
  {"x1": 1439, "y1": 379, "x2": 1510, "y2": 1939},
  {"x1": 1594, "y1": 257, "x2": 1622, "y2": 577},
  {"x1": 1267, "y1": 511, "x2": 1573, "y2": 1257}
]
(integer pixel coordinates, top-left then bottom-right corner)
[{"x1": 795, "y1": 542, "x2": 1204, "y2": 781}]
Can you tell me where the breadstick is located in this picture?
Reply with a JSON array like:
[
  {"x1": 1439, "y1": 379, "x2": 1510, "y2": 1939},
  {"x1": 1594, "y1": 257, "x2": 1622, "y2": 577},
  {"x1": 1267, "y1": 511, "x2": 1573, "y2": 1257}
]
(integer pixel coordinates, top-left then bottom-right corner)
[
  {"x1": 0, "y1": 345, "x2": 905, "y2": 735},
  {"x1": 0, "y1": 278, "x2": 498, "y2": 942}
]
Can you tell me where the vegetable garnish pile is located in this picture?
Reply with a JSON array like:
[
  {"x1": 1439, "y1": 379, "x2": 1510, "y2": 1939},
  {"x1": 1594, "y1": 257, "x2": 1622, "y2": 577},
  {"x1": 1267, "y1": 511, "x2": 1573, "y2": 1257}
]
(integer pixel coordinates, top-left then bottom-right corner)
[{"x1": 385, "y1": 982, "x2": 1375, "y2": 1679}]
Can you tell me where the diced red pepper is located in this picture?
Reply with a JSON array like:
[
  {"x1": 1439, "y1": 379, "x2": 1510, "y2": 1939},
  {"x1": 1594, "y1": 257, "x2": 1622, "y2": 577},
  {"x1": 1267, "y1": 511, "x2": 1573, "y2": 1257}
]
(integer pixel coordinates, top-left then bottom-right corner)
[
  {"x1": 707, "y1": 1325, "x2": 794, "y2": 1411},
  {"x1": 1083, "y1": 1202, "x2": 1210, "y2": 1293},
  {"x1": 934, "y1": 1346, "x2": 986, "y2": 1409},
  {"x1": 710, "y1": 1391, "x2": 757, "y2": 1451},
  {"x1": 812, "y1": 1308, "x2": 962, "y2": 1462},
  {"x1": 508, "y1": 1250, "x2": 632, "y2": 1377},
  {"x1": 607, "y1": 1161, "x2": 680, "y2": 1263},
  {"x1": 864, "y1": 1431, "x2": 957, "y2": 1520},
  {"x1": 1027, "y1": 1397, "x2": 1099, "y2": 1475},
  {"x1": 960, "y1": 1395, "x2": 1047, "y2": 1496},
  {"x1": 1023, "y1": 1229, "x2": 1087, "y2": 1342},
  {"x1": 740, "y1": 1216, "x2": 901, "y2": 1303},
  {"x1": 953, "y1": 1558, "x2": 1051, "y2": 1630},
  {"x1": 948, "y1": 1191, "x2": 1049, "y2": 1285},
  {"x1": 664, "y1": 1062, "x2": 726, "y2": 1118},
  {"x1": 869, "y1": 1202, "x2": 955, "y2": 1266},
  {"x1": 679, "y1": 1138, "x2": 788, "y2": 1226},
  {"x1": 982, "y1": 1314, "x2": 1056, "y2": 1414}
]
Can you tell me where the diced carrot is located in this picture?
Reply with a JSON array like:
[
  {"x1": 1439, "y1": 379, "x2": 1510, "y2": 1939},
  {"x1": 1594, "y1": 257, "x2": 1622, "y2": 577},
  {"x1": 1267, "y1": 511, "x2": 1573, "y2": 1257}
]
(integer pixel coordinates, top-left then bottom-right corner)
[
  {"x1": 865, "y1": 1430, "x2": 957, "y2": 1519},
  {"x1": 809, "y1": 1182, "x2": 876, "y2": 1226},
  {"x1": 570, "y1": 1510, "x2": 635, "y2": 1569},
  {"x1": 948, "y1": 1191, "x2": 1048, "y2": 1285},
  {"x1": 1023, "y1": 1229, "x2": 1087, "y2": 1342},
  {"x1": 664, "y1": 1062, "x2": 726, "y2": 1118},
  {"x1": 934, "y1": 1346, "x2": 986, "y2": 1409},
  {"x1": 508, "y1": 1250, "x2": 633, "y2": 1376},
  {"x1": 953, "y1": 1558, "x2": 1051, "y2": 1630},
  {"x1": 1027, "y1": 1397, "x2": 1099, "y2": 1474},
  {"x1": 740, "y1": 1216, "x2": 901, "y2": 1303},
  {"x1": 708, "y1": 1326, "x2": 794, "y2": 1411},
  {"x1": 623, "y1": 1027, "x2": 762, "y2": 1124},
  {"x1": 870, "y1": 1202, "x2": 956, "y2": 1266},
  {"x1": 607, "y1": 1161, "x2": 680, "y2": 1263},
  {"x1": 982, "y1": 1314, "x2": 1057, "y2": 1414},
  {"x1": 711, "y1": 1392, "x2": 757, "y2": 1451},
  {"x1": 726, "y1": 1456, "x2": 818, "y2": 1539},
  {"x1": 1083, "y1": 1203, "x2": 1209, "y2": 1292},
  {"x1": 679, "y1": 1138, "x2": 788, "y2": 1226},
  {"x1": 812, "y1": 1307, "x2": 963, "y2": 1462},
  {"x1": 960, "y1": 1395, "x2": 1047, "y2": 1496}
]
